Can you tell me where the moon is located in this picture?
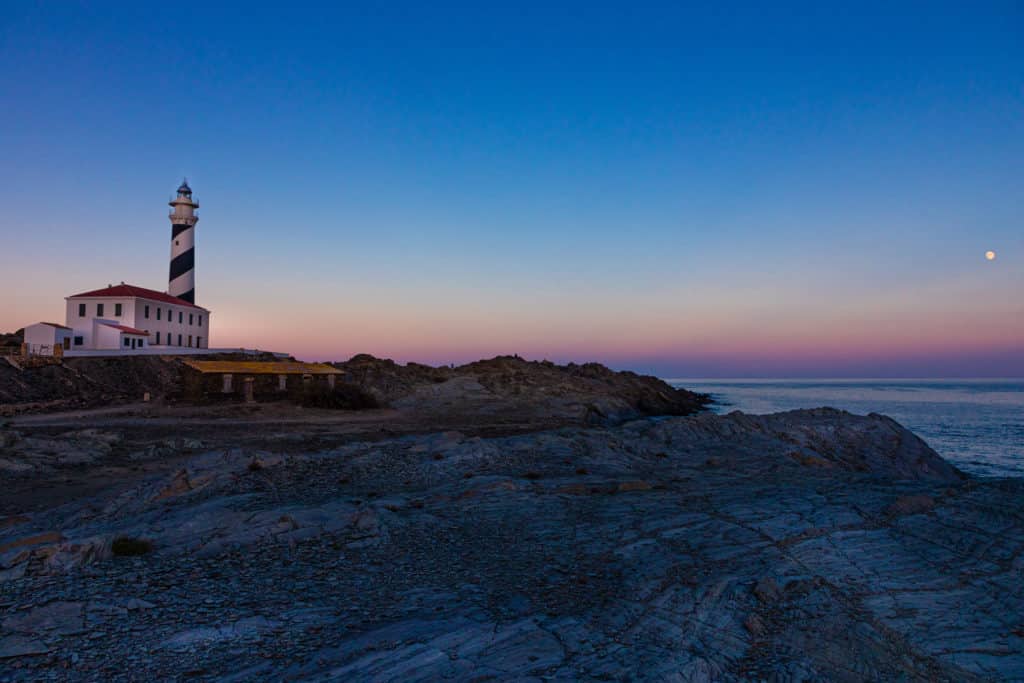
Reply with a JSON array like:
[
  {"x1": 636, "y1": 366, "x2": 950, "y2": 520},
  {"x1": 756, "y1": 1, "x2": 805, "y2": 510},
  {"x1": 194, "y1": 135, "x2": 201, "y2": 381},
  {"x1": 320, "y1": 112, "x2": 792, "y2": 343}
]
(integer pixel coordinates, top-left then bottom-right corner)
[{"x1": 985, "y1": 250, "x2": 996, "y2": 261}]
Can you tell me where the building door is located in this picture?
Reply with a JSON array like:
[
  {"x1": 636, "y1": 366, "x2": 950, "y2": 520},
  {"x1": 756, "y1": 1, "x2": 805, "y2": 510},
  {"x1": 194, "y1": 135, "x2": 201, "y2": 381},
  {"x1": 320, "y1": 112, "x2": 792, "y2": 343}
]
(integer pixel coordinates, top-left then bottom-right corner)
[{"x1": 63, "y1": 338, "x2": 71, "y2": 350}]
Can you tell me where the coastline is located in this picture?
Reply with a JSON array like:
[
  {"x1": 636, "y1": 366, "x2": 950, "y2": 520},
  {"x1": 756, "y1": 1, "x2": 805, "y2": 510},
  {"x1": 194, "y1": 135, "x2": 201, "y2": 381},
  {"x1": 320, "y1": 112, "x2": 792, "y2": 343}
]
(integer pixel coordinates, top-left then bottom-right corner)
[
  {"x1": 0, "y1": 358, "x2": 1021, "y2": 679},
  {"x1": 669, "y1": 377, "x2": 1024, "y2": 478}
]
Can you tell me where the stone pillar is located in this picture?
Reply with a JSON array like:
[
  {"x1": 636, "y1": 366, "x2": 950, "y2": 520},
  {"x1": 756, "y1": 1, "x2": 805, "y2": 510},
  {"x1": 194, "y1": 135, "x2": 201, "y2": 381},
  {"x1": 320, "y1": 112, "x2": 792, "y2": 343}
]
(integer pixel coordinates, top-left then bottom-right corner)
[
  {"x1": 243, "y1": 376, "x2": 255, "y2": 403},
  {"x1": 327, "y1": 374, "x2": 336, "y2": 388},
  {"x1": 278, "y1": 374, "x2": 287, "y2": 391},
  {"x1": 222, "y1": 374, "x2": 233, "y2": 393}
]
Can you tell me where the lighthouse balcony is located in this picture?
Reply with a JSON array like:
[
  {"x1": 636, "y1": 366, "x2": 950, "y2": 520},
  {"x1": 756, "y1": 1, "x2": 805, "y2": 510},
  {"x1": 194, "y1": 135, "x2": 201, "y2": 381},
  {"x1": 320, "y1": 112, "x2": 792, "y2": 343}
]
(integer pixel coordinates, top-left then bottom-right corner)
[{"x1": 169, "y1": 213, "x2": 198, "y2": 225}]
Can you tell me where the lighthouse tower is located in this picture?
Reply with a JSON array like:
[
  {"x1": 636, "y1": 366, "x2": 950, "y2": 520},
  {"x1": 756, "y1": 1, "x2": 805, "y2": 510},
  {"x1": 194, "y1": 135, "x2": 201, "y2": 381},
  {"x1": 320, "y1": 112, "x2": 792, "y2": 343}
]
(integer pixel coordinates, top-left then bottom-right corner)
[{"x1": 168, "y1": 179, "x2": 199, "y2": 304}]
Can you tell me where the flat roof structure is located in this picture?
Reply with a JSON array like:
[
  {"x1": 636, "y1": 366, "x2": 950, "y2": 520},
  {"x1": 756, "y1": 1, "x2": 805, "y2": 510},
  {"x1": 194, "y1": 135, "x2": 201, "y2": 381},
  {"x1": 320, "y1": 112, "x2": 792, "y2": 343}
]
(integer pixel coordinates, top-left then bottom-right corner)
[{"x1": 182, "y1": 360, "x2": 343, "y2": 375}]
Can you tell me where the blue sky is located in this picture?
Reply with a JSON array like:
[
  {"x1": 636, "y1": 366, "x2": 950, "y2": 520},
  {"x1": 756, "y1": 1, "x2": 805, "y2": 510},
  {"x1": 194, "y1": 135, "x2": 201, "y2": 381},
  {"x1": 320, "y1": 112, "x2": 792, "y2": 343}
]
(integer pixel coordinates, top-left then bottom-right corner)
[{"x1": 1, "y1": 2, "x2": 1021, "y2": 376}]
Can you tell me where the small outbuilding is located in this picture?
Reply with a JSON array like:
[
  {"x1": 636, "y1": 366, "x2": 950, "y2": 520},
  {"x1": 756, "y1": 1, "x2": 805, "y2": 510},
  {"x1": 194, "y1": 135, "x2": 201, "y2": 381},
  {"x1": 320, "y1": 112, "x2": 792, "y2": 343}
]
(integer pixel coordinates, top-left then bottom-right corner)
[
  {"x1": 23, "y1": 322, "x2": 74, "y2": 356},
  {"x1": 181, "y1": 360, "x2": 344, "y2": 403}
]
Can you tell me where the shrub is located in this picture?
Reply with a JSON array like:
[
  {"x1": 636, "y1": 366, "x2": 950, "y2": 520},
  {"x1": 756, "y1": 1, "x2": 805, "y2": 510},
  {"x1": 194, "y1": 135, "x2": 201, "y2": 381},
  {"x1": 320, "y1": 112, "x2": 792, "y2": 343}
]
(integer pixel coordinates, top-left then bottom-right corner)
[
  {"x1": 298, "y1": 383, "x2": 380, "y2": 410},
  {"x1": 111, "y1": 537, "x2": 153, "y2": 556}
]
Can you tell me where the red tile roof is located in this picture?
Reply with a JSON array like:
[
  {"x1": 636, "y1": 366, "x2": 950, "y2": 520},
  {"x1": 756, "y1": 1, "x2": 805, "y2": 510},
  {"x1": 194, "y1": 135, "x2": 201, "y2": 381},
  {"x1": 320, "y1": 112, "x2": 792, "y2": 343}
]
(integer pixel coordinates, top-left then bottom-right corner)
[
  {"x1": 99, "y1": 322, "x2": 149, "y2": 335},
  {"x1": 67, "y1": 284, "x2": 207, "y2": 310}
]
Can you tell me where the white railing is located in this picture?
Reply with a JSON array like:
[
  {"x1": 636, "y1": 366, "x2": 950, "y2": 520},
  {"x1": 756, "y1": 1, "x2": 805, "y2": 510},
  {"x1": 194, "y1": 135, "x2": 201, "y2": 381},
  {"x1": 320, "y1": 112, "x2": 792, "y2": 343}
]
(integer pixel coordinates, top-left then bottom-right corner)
[{"x1": 62, "y1": 347, "x2": 288, "y2": 358}]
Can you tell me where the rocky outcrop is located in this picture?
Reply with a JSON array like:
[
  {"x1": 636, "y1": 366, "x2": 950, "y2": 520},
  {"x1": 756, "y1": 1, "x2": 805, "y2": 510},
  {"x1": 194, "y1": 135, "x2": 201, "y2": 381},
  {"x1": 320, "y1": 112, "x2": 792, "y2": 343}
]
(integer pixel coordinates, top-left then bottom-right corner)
[
  {"x1": 334, "y1": 353, "x2": 709, "y2": 421},
  {"x1": 0, "y1": 429, "x2": 125, "y2": 474},
  {"x1": 0, "y1": 356, "x2": 182, "y2": 414},
  {"x1": 1, "y1": 409, "x2": 1017, "y2": 681},
  {"x1": 0, "y1": 353, "x2": 282, "y2": 415},
  {"x1": 1, "y1": 353, "x2": 708, "y2": 425}
]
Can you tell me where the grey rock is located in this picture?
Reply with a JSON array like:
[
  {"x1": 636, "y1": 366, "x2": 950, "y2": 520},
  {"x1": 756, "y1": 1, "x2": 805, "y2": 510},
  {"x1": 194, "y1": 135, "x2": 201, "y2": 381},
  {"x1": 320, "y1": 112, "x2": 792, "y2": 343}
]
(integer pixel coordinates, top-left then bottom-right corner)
[
  {"x1": 0, "y1": 409, "x2": 1017, "y2": 681},
  {"x1": 0, "y1": 634, "x2": 49, "y2": 659},
  {"x1": 2, "y1": 601, "x2": 85, "y2": 635}
]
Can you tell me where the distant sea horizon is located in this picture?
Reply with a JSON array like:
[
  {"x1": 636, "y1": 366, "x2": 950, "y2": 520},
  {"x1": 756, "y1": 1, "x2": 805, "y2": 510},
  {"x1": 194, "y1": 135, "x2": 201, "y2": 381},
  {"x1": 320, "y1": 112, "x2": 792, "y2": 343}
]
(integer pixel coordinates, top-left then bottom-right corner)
[{"x1": 664, "y1": 378, "x2": 1024, "y2": 478}]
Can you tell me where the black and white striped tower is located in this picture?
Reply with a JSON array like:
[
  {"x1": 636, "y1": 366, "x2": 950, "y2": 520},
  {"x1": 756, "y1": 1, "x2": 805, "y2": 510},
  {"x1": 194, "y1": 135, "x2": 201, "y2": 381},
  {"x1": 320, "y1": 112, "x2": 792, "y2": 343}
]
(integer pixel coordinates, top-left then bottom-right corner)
[{"x1": 168, "y1": 179, "x2": 199, "y2": 304}]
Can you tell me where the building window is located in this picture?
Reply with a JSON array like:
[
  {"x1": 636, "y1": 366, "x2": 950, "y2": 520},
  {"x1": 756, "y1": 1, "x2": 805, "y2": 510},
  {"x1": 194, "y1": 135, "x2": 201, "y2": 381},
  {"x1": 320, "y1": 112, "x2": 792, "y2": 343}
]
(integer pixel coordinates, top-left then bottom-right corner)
[
  {"x1": 178, "y1": 311, "x2": 183, "y2": 324},
  {"x1": 138, "y1": 339, "x2": 144, "y2": 348},
  {"x1": 115, "y1": 303, "x2": 122, "y2": 316},
  {"x1": 178, "y1": 334, "x2": 182, "y2": 346},
  {"x1": 145, "y1": 305, "x2": 150, "y2": 319},
  {"x1": 156, "y1": 332, "x2": 161, "y2": 344},
  {"x1": 97, "y1": 303, "x2": 104, "y2": 316},
  {"x1": 188, "y1": 335, "x2": 193, "y2": 347},
  {"x1": 198, "y1": 315, "x2": 203, "y2": 327},
  {"x1": 157, "y1": 308, "x2": 162, "y2": 321},
  {"x1": 78, "y1": 303, "x2": 86, "y2": 317},
  {"x1": 189, "y1": 313, "x2": 194, "y2": 325},
  {"x1": 123, "y1": 337, "x2": 130, "y2": 348},
  {"x1": 74, "y1": 336, "x2": 83, "y2": 346},
  {"x1": 168, "y1": 309, "x2": 172, "y2": 321},
  {"x1": 197, "y1": 336, "x2": 202, "y2": 348}
]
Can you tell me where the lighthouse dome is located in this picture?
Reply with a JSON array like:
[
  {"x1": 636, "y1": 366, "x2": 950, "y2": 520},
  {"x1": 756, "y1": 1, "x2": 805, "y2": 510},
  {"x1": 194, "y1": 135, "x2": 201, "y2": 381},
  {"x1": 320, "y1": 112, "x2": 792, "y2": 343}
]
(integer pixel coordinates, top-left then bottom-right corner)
[{"x1": 177, "y1": 179, "x2": 192, "y2": 195}]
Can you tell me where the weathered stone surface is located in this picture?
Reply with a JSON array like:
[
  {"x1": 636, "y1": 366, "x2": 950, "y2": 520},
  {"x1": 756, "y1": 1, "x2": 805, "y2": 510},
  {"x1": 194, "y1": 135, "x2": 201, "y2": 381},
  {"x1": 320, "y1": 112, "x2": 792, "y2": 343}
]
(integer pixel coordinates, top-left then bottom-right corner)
[
  {"x1": 2, "y1": 601, "x2": 85, "y2": 635},
  {"x1": 334, "y1": 353, "x2": 709, "y2": 419},
  {"x1": 0, "y1": 634, "x2": 49, "y2": 659},
  {"x1": 0, "y1": 429, "x2": 122, "y2": 473},
  {"x1": 0, "y1": 409, "x2": 1018, "y2": 681}
]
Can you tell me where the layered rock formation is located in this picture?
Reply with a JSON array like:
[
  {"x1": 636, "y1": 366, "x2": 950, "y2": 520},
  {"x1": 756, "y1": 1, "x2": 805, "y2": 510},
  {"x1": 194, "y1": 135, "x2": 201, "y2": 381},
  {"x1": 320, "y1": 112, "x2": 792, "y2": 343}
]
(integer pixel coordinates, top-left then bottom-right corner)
[
  {"x1": 334, "y1": 353, "x2": 709, "y2": 421},
  {"x1": 1, "y1": 408, "x2": 1020, "y2": 680},
  {"x1": 1, "y1": 354, "x2": 706, "y2": 425},
  {"x1": 0, "y1": 356, "x2": 182, "y2": 414}
]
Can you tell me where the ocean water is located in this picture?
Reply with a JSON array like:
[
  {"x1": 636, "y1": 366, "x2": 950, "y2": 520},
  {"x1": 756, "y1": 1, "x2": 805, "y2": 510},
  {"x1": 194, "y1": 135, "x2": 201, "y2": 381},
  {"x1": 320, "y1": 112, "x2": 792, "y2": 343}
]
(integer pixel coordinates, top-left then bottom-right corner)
[{"x1": 666, "y1": 379, "x2": 1024, "y2": 478}]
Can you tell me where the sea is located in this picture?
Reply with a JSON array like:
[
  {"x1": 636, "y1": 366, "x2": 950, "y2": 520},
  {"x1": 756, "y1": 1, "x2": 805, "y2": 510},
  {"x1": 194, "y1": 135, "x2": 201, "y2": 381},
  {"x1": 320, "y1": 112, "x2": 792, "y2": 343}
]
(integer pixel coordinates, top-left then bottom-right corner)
[{"x1": 665, "y1": 379, "x2": 1024, "y2": 478}]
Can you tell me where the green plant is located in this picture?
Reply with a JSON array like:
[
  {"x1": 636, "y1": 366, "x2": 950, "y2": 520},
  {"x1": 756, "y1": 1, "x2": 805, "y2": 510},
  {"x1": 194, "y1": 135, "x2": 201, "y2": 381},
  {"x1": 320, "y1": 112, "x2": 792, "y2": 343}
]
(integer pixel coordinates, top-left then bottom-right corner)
[{"x1": 111, "y1": 537, "x2": 153, "y2": 556}]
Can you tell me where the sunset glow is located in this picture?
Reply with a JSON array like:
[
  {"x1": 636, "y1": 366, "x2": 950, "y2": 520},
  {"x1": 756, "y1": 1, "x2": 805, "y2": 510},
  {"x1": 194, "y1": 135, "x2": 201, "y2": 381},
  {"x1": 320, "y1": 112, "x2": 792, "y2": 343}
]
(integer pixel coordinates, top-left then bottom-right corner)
[{"x1": 1, "y1": 4, "x2": 1021, "y2": 377}]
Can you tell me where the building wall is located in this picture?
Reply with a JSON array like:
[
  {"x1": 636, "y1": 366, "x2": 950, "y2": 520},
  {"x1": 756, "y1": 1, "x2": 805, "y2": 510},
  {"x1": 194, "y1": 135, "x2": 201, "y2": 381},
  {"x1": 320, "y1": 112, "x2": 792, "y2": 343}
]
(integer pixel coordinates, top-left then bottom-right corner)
[
  {"x1": 182, "y1": 370, "x2": 332, "y2": 403},
  {"x1": 64, "y1": 296, "x2": 210, "y2": 350},
  {"x1": 133, "y1": 298, "x2": 209, "y2": 349},
  {"x1": 24, "y1": 323, "x2": 58, "y2": 349},
  {"x1": 93, "y1": 321, "x2": 125, "y2": 350},
  {"x1": 23, "y1": 324, "x2": 72, "y2": 355},
  {"x1": 65, "y1": 297, "x2": 134, "y2": 349}
]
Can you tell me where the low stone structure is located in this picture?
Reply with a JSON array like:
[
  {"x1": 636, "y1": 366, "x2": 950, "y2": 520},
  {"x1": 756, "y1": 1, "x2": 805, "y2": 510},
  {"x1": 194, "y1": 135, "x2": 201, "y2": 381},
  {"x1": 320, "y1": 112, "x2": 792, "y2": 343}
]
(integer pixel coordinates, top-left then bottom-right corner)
[{"x1": 181, "y1": 360, "x2": 343, "y2": 403}]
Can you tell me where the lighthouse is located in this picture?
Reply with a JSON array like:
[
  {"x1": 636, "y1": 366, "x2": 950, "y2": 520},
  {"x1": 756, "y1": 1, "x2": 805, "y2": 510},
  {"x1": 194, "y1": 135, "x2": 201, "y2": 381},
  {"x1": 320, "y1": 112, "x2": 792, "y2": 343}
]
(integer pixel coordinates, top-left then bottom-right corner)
[{"x1": 168, "y1": 179, "x2": 199, "y2": 304}]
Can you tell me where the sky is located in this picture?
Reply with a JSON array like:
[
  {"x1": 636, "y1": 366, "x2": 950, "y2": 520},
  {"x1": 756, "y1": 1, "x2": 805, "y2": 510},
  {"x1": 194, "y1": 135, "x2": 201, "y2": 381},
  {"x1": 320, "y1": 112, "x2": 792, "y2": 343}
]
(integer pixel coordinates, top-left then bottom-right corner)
[{"x1": 0, "y1": 2, "x2": 1021, "y2": 377}]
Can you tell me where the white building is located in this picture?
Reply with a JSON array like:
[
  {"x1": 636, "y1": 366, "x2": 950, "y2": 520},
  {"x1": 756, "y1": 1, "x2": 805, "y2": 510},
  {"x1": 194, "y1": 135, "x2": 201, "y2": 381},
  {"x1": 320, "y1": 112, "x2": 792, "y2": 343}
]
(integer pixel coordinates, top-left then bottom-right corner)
[
  {"x1": 21, "y1": 181, "x2": 216, "y2": 356},
  {"x1": 23, "y1": 322, "x2": 74, "y2": 356},
  {"x1": 64, "y1": 283, "x2": 210, "y2": 352}
]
